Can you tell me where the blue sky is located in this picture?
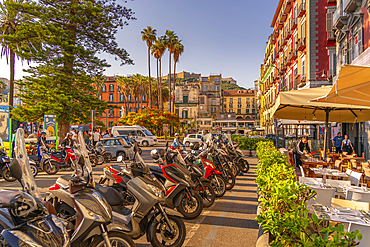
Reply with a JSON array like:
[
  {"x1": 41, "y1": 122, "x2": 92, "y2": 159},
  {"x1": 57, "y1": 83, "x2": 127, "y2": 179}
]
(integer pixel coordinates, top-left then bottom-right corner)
[{"x1": 0, "y1": 0, "x2": 278, "y2": 89}]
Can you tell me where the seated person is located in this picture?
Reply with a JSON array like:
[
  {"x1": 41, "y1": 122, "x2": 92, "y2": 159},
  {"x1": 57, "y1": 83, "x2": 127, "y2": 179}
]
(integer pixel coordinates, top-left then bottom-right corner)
[{"x1": 171, "y1": 133, "x2": 185, "y2": 151}]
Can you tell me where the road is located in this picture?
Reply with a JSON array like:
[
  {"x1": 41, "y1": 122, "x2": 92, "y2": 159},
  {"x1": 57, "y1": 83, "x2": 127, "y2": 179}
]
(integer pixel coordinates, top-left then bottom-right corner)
[{"x1": 0, "y1": 144, "x2": 259, "y2": 247}]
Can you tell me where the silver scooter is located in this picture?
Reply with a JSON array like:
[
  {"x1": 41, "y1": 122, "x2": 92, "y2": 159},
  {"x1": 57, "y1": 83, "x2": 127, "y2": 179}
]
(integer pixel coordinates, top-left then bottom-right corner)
[
  {"x1": 49, "y1": 135, "x2": 186, "y2": 247},
  {"x1": 0, "y1": 128, "x2": 70, "y2": 246},
  {"x1": 46, "y1": 131, "x2": 136, "y2": 247}
]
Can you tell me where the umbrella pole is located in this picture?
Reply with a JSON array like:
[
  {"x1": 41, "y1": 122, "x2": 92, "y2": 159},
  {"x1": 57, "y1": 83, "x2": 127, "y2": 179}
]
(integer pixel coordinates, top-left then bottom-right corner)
[{"x1": 323, "y1": 109, "x2": 330, "y2": 160}]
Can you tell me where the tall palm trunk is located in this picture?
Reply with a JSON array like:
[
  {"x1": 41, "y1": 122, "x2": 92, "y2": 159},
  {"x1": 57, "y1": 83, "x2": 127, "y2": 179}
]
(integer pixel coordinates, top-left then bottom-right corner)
[
  {"x1": 168, "y1": 54, "x2": 172, "y2": 113},
  {"x1": 156, "y1": 58, "x2": 160, "y2": 109},
  {"x1": 148, "y1": 47, "x2": 152, "y2": 109},
  {"x1": 173, "y1": 61, "x2": 177, "y2": 113},
  {"x1": 159, "y1": 58, "x2": 163, "y2": 111},
  {"x1": 9, "y1": 50, "x2": 15, "y2": 113},
  {"x1": 140, "y1": 87, "x2": 143, "y2": 113}
]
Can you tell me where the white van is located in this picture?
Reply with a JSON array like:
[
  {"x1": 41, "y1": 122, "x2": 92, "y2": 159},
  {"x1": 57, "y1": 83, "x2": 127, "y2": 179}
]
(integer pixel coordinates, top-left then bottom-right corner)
[{"x1": 112, "y1": 126, "x2": 158, "y2": 146}]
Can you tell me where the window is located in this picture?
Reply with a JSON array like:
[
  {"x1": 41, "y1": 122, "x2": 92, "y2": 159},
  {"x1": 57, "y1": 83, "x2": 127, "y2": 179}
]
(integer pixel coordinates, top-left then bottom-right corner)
[
  {"x1": 202, "y1": 78, "x2": 208, "y2": 82},
  {"x1": 247, "y1": 104, "x2": 250, "y2": 108},
  {"x1": 142, "y1": 95, "x2": 145, "y2": 102},
  {"x1": 128, "y1": 94, "x2": 132, "y2": 102},
  {"x1": 229, "y1": 104, "x2": 233, "y2": 108},
  {"x1": 109, "y1": 93, "x2": 113, "y2": 102},
  {"x1": 202, "y1": 85, "x2": 207, "y2": 91},
  {"x1": 224, "y1": 98, "x2": 226, "y2": 102},
  {"x1": 238, "y1": 104, "x2": 242, "y2": 108},
  {"x1": 238, "y1": 98, "x2": 241, "y2": 103},
  {"x1": 120, "y1": 94, "x2": 124, "y2": 102},
  {"x1": 246, "y1": 109, "x2": 250, "y2": 114},
  {"x1": 211, "y1": 107, "x2": 216, "y2": 113},
  {"x1": 200, "y1": 97, "x2": 205, "y2": 104},
  {"x1": 214, "y1": 78, "x2": 220, "y2": 83},
  {"x1": 302, "y1": 56, "x2": 306, "y2": 78},
  {"x1": 108, "y1": 84, "x2": 114, "y2": 92},
  {"x1": 108, "y1": 121, "x2": 114, "y2": 127},
  {"x1": 108, "y1": 108, "x2": 114, "y2": 117},
  {"x1": 229, "y1": 98, "x2": 233, "y2": 103},
  {"x1": 229, "y1": 109, "x2": 233, "y2": 113},
  {"x1": 301, "y1": 21, "x2": 306, "y2": 40},
  {"x1": 211, "y1": 99, "x2": 216, "y2": 105},
  {"x1": 183, "y1": 96, "x2": 188, "y2": 103},
  {"x1": 99, "y1": 94, "x2": 102, "y2": 100},
  {"x1": 215, "y1": 85, "x2": 219, "y2": 91},
  {"x1": 99, "y1": 112, "x2": 102, "y2": 117},
  {"x1": 182, "y1": 110, "x2": 188, "y2": 119},
  {"x1": 237, "y1": 109, "x2": 241, "y2": 114},
  {"x1": 102, "y1": 85, "x2": 106, "y2": 92},
  {"x1": 224, "y1": 104, "x2": 226, "y2": 109}
]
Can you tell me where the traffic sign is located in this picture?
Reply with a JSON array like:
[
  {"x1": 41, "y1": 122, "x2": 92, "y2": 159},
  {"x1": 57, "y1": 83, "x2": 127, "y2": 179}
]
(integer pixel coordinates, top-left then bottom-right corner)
[{"x1": 216, "y1": 126, "x2": 219, "y2": 130}]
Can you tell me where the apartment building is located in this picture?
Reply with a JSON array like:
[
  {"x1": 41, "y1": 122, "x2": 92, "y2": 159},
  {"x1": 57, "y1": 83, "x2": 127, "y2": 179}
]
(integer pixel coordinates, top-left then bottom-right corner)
[
  {"x1": 223, "y1": 90, "x2": 256, "y2": 120},
  {"x1": 98, "y1": 76, "x2": 151, "y2": 127},
  {"x1": 331, "y1": 0, "x2": 370, "y2": 156},
  {"x1": 174, "y1": 82, "x2": 200, "y2": 124},
  {"x1": 259, "y1": 0, "x2": 333, "y2": 133}
]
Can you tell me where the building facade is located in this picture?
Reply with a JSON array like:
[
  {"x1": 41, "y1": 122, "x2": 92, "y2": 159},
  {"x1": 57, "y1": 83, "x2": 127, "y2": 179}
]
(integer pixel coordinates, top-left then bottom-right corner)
[
  {"x1": 174, "y1": 82, "x2": 200, "y2": 124},
  {"x1": 222, "y1": 90, "x2": 256, "y2": 120},
  {"x1": 260, "y1": 0, "x2": 333, "y2": 134}
]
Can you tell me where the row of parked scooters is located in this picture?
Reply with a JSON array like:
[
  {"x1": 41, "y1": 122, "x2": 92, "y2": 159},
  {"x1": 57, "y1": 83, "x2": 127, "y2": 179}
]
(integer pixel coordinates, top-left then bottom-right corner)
[{"x1": 0, "y1": 129, "x2": 249, "y2": 247}]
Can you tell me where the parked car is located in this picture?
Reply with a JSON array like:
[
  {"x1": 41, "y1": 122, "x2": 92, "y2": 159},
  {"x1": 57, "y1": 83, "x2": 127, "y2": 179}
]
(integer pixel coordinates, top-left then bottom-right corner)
[
  {"x1": 100, "y1": 137, "x2": 130, "y2": 159},
  {"x1": 183, "y1": 134, "x2": 203, "y2": 146},
  {"x1": 264, "y1": 134, "x2": 276, "y2": 139},
  {"x1": 111, "y1": 125, "x2": 158, "y2": 146}
]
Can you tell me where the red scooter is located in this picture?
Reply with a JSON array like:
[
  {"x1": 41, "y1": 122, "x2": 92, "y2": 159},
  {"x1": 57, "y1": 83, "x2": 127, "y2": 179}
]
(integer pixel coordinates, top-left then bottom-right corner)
[{"x1": 48, "y1": 146, "x2": 78, "y2": 171}]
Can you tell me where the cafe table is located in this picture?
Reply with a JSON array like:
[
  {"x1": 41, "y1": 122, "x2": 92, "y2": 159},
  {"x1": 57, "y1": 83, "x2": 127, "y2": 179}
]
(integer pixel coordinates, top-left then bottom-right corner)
[
  {"x1": 311, "y1": 204, "x2": 370, "y2": 226},
  {"x1": 309, "y1": 168, "x2": 348, "y2": 183}
]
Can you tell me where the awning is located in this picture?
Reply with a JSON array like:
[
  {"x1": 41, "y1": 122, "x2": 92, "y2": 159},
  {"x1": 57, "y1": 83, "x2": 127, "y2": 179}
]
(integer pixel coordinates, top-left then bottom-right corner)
[{"x1": 312, "y1": 65, "x2": 370, "y2": 106}]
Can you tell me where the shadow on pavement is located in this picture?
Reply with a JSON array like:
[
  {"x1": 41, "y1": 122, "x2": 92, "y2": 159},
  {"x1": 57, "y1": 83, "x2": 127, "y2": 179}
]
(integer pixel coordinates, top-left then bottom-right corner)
[{"x1": 200, "y1": 215, "x2": 259, "y2": 229}]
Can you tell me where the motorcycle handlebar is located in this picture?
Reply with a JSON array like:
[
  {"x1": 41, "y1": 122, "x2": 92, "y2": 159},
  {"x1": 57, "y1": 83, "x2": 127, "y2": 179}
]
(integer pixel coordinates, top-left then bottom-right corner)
[{"x1": 0, "y1": 202, "x2": 16, "y2": 208}]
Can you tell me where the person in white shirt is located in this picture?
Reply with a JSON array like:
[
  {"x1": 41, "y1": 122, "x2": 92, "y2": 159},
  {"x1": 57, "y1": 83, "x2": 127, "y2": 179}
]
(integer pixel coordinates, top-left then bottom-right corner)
[
  {"x1": 341, "y1": 135, "x2": 354, "y2": 154},
  {"x1": 93, "y1": 130, "x2": 100, "y2": 146}
]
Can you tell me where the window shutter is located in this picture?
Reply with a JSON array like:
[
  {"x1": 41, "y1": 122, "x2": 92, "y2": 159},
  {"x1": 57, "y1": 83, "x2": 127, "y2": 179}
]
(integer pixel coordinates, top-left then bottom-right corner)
[{"x1": 326, "y1": 12, "x2": 333, "y2": 32}]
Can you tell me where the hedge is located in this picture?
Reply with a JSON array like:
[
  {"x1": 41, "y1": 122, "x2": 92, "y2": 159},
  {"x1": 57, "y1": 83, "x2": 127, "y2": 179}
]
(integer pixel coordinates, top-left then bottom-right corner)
[
  {"x1": 256, "y1": 141, "x2": 362, "y2": 246},
  {"x1": 231, "y1": 135, "x2": 274, "y2": 150}
]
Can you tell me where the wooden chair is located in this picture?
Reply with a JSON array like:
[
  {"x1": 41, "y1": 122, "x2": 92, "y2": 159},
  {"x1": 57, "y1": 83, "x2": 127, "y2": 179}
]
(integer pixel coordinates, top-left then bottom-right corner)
[
  {"x1": 331, "y1": 198, "x2": 369, "y2": 210},
  {"x1": 350, "y1": 159, "x2": 362, "y2": 172},
  {"x1": 334, "y1": 160, "x2": 342, "y2": 170},
  {"x1": 326, "y1": 157, "x2": 334, "y2": 169},
  {"x1": 288, "y1": 152, "x2": 295, "y2": 167}
]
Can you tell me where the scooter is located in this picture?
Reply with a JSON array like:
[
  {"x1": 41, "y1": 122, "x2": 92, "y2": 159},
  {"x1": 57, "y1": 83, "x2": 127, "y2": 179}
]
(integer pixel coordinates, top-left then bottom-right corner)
[
  {"x1": 0, "y1": 128, "x2": 70, "y2": 246},
  {"x1": 46, "y1": 132, "x2": 136, "y2": 247},
  {"x1": 48, "y1": 133, "x2": 185, "y2": 247},
  {"x1": 49, "y1": 145, "x2": 79, "y2": 170}
]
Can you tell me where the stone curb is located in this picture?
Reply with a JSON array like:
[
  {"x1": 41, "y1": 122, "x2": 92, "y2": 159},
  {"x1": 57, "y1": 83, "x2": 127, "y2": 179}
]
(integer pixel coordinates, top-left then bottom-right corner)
[{"x1": 256, "y1": 195, "x2": 271, "y2": 246}]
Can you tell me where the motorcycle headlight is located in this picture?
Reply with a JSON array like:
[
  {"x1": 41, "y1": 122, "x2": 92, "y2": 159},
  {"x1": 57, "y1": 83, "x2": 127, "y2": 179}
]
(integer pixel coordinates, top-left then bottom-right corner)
[
  {"x1": 184, "y1": 174, "x2": 190, "y2": 181},
  {"x1": 147, "y1": 184, "x2": 165, "y2": 198}
]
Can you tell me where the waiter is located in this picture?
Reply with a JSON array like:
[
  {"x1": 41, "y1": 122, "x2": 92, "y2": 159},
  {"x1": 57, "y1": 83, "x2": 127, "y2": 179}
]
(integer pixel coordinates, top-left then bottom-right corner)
[{"x1": 294, "y1": 136, "x2": 312, "y2": 167}]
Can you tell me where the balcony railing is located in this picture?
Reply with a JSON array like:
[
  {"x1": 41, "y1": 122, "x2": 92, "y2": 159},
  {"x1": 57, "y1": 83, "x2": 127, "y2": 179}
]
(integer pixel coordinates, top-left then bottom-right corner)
[
  {"x1": 298, "y1": 0, "x2": 306, "y2": 18},
  {"x1": 343, "y1": 0, "x2": 361, "y2": 13},
  {"x1": 283, "y1": 0, "x2": 292, "y2": 14},
  {"x1": 297, "y1": 37, "x2": 306, "y2": 51},
  {"x1": 327, "y1": 30, "x2": 335, "y2": 40},
  {"x1": 333, "y1": 4, "x2": 348, "y2": 29},
  {"x1": 291, "y1": 18, "x2": 297, "y2": 31}
]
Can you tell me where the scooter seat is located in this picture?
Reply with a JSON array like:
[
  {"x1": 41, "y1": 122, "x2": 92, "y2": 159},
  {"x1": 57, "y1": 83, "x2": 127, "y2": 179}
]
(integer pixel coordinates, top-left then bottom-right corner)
[
  {"x1": 51, "y1": 152, "x2": 64, "y2": 159},
  {"x1": 28, "y1": 155, "x2": 39, "y2": 162},
  {"x1": 94, "y1": 183, "x2": 126, "y2": 206},
  {"x1": 0, "y1": 190, "x2": 20, "y2": 203}
]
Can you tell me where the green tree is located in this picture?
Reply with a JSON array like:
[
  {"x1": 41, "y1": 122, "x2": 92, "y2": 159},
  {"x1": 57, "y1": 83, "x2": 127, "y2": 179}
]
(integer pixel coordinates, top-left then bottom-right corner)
[
  {"x1": 151, "y1": 36, "x2": 166, "y2": 111},
  {"x1": 141, "y1": 26, "x2": 156, "y2": 109},
  {"x1": 222, "y1": 83, "x2": 246, "y2": 90},
  {"x1": 164, "y1": 30, "x2": 178, "y2": 113},
  {"x1": 117, "y1": 76, "x2": 131, "y2": 116},
  {"x1": 10, "y1": 0, "x2": 134, "y2": 141}
]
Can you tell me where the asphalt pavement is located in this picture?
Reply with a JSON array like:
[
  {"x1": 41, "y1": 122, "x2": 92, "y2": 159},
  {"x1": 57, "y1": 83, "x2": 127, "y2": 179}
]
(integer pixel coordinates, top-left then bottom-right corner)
[{"x1": 0, "y1": 144, "x2": 259, "y2": 247}]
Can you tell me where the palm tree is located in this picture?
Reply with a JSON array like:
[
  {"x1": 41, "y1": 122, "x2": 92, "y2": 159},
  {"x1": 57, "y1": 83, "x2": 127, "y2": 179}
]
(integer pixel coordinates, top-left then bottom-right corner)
[
  {"x1": 151, "y1": 36, "x2": 166, "y2": 111},
  {"x1": 173, "y1": 41, "x2": 184, "y2": 106},
  {"x1": 0, "y1": 0, "x2": 26, "y2": 114},
  {"x1": 164, "y1": 30, "x2": 178, "y2": 113},
  {"x1": 131, "y1": 74, "x2": 140, "y2": 113},
  {"x1": 141, "y1": 26, "x2": 156, "y2": 109}
]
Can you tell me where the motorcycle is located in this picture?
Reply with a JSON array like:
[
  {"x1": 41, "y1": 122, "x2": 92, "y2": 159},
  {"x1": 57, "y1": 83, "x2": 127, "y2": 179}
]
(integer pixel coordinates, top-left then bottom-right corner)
[
  {"x1": 46, "y1": 132, "x2": 136, "y2": 247},
  {"x1": 0, "y1": 128, "x2": 70, "y2": 246},
  {"x1": 49, "y1": 145, "x2": 79, "y2": 171},
  {"x1": 151, "y1": 148, "x2": 216, "y2": 208},
  {"x1": 49, "y1": 133, "x2": 185, "y2": 247},
  {"x1": 96, "y1": 142, "x2": 112, "y2": 163},
  {"x1": 87, "y1": 144, "x2": 104, "y2": 166},
  {"x1": 223, "y1": 134, "x2": 250, "y2": 173}
]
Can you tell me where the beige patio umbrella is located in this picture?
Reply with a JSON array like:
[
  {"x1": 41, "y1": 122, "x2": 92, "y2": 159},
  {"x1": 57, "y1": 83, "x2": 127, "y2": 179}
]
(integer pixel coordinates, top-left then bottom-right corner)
[
  {"x1": 271, "y1": 87, "x2": 370, "y2": 158},
  {"x1": 312, "y1": 65, "x2": 370, "y2": 106}
]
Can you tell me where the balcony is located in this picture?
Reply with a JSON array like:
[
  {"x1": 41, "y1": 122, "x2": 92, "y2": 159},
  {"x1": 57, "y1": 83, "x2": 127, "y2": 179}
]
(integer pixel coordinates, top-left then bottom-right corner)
[
  {"x1": 291, "y1": 18, "x2": 297, "y2": 31},
  {"x1": 293, "y1": 75, "x2": 300, "y2": 90},
  {"x1": 298, "y1": 0, "x2": 306, "y2": 18},
  {"x1": 297, "y1": 37, "x2": 306, "y2": 51},
  {"x1": 279, "y1": 45, "x2": 283, "y2": 52},
  {"x1": 327, "y1": 30, "x2": 335, "y2": 40},
  {"x1": 283, "y1": 0, "x2": 292, "y2": 14},
  {"x1": 286, "y1": 31, "x2": 292, "y2": 39},
  {"x1": 344, "y1": 0, "x2": 362, "y2": 13},
  {"x1": 281, "y1": 13, "x2": 288, "y2": 22},
  {"x1": 273, "y1": 29, "x2": 279, "y2": 38},
  {"x1": 289, "y1": 49, "x2": 298, "y2": 61},
  {"x1": 333, "y1": 4, "x2": 348, "y2": 29}
]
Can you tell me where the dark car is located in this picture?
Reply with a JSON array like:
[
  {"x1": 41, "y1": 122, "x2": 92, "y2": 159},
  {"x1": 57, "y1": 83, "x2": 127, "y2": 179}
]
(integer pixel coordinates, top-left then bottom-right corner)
[
  {"x1": 100, "y1": 137, "x2": 130, "y2": 159},
  {"x1": 264, "y1": 134, "x2": 276, "y2": 139}
]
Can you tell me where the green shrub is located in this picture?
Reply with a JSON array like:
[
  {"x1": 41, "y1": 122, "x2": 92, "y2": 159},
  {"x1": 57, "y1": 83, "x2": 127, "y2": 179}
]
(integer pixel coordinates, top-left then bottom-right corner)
[
  {"x1": 256, "y1": 141, "x2": 362, "y2": 246},
  {"x1": 231, "y1": 135, "x2": 273, "y2": 150}
]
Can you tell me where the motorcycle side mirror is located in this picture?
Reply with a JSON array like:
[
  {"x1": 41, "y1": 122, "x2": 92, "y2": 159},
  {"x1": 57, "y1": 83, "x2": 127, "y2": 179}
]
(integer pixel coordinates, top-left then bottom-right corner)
[
  {"x1": 9, "y1": 159, "x2": 22, "y2": 183},
  {"x1": 117, "y1": 156, "x2": 123, "y2": 162}
]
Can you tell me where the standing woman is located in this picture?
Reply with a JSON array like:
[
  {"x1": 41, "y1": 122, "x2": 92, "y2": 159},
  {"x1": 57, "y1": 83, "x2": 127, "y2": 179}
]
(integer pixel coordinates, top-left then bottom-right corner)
[{"x1": 341, "y1": 135, "x2": 354, "y2": 154}]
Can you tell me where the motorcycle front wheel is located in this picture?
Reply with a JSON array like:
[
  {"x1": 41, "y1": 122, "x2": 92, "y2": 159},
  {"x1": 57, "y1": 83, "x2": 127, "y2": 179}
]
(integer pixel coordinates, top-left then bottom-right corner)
[
  {"x1": 2, "y1": 168, "x2": 16, "y2": 182},
  {"x1": 210, "y1": 175, "x2": 226, "y2": 197},
  {"x1": 239, "y1": 159, "x2": 250, "y2": 173},
  {"x1": 103, "y1": 153, "x2": 112, "y2": 163},
  {"x1": 176, "y1": 191, "x2": 203, "y2": 219},
  {"x1": 44, "y1": 160, "x2": 59, "y2": 175},
  {"x1": 225, "y1": 170, "x2": 236, "y2": 190},
  {"x1": 195, "y1": 181, "x2": 215, "y2": 208},
  {"x1": 96, "y1": 155, "x2": 104, "y2": 165},
  {"x1": 149, "y1": 215, "x2": 186, "y2": 247},
  {"x1": 30, "y1": 164, "x2": 38, "y2": 178},
  {"x1": 90, "y1": 231, "x2": 135, "y2": 247}
]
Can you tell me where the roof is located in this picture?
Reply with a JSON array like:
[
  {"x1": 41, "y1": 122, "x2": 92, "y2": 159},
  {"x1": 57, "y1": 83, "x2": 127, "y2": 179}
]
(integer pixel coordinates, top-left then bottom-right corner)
[
  {"x1": 223, "y1": 90, "x2": 254, "y2": 96},
  {"x1": 271, "y1": 0, "x2": 284, "y2": 28}
]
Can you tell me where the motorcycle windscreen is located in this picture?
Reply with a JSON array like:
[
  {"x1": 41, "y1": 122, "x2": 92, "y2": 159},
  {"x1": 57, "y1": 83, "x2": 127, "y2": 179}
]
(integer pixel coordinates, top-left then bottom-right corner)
[
  {"x1": 126, "y1": 144, "x2": 146, "y2": 167},
  {"x1": 203, "y1": 133, "x2": 213, "y2": 147},
  {"x1": 76, "y1": 131, "x2": 94, "y2": 184},
  {"x1": 0, "y1": 137, "x2": 6, "y2": 154},
  {"x1": 15, "y1": 128, "x2": 41, "y2": 199},
  {"x1": 225, "y1": 134, "x2": 236, "y2": 152}
]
